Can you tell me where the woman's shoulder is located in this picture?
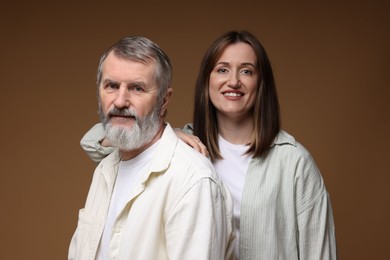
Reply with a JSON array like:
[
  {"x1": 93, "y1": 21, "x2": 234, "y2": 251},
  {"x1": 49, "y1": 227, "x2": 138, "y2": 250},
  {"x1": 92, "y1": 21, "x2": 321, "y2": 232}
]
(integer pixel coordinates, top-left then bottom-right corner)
[{"x1": 271, "y1": 130, "x2": 315, "y2": 163}]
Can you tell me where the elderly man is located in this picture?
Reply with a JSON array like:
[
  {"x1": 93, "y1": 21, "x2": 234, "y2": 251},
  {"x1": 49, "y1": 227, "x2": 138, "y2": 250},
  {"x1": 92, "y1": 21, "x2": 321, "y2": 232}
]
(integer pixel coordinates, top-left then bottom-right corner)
[{"x1": 68, "y1": 36, "x2": 234, "y2": 260}]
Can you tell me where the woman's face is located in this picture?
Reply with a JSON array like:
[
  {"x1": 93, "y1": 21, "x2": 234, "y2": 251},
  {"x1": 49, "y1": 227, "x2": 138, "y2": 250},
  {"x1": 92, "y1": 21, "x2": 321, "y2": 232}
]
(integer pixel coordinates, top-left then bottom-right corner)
[{"x1": 209, "y1": 42, "x2": 259, "y2": 120}]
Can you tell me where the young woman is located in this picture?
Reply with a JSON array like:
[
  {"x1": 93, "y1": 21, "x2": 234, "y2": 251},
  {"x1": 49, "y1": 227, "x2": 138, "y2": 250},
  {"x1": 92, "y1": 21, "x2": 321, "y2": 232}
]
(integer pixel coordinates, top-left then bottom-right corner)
[{"x1": 81, "y1": 31, "x2": 337, "y2": 259}]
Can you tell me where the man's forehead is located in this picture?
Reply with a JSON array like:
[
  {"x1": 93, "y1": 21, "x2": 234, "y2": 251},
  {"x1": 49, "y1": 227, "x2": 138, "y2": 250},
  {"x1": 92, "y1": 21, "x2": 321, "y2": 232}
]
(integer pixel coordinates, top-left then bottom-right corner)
[{"x1": 102, "y1": 54, "x2": 156, "y2": 82}]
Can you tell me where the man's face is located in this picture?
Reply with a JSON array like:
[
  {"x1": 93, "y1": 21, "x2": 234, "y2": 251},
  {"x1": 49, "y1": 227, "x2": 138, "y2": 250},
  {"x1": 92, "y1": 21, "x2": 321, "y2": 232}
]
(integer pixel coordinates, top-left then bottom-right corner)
[{"x1": 98, "y1": 52, "x2": 161, "y2": 151}]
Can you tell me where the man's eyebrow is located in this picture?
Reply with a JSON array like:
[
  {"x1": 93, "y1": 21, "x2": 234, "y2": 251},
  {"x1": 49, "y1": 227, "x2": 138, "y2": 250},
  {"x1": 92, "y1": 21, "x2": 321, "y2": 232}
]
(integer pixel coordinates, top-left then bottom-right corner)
[
  {"x1": 101, "y1": 79, "x2": 148, "y2": 89},
  {"x1": 102, "y1": 78, "x2": 118, "y2": 85},
  {"x1": 128, "y1": 81, "x2": 146, "y2": 88}
]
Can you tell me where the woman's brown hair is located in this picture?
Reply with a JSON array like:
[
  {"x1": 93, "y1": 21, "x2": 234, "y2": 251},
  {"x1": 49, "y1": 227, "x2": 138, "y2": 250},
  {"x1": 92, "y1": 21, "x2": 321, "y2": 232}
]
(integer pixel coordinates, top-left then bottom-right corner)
[{"x1": 193, "y1": 31, "x2": 280, "y2": 161}]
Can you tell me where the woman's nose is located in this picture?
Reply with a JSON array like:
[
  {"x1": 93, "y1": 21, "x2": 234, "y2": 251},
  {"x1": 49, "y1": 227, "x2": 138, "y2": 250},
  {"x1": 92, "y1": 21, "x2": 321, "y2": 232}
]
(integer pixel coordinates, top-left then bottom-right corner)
[{"x1": 227, "y1": 73, "x2": 241, "y2": 88}]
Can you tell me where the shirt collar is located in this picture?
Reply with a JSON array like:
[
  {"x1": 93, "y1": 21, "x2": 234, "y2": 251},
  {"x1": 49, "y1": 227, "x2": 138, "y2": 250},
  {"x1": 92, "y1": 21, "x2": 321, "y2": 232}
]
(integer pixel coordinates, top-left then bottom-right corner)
[
  {"x1": 271, "y1": 130, "x2": 297, "y2": 147},
  {"x1": 99, "y1": 123, "x2": 178, "y2": 184}
]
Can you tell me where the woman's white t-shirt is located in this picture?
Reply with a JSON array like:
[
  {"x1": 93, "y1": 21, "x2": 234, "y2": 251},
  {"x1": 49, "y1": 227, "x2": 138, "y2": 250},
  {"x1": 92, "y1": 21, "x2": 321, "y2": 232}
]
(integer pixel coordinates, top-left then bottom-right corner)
[{"x1": 213, "y1": 135, "x2": 252, "y2": 258}]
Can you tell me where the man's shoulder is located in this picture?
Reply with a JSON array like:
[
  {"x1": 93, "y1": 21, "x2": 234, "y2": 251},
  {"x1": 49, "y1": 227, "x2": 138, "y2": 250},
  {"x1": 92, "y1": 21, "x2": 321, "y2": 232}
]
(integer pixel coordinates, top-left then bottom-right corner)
[
  {"x1": 150, "y1": 123, "x2": 221, "y2": 187},
  {"x1": 166, "y1": 139, "x2": 229, "y2": 202},
  {"x1": 176, "y1": 138, "x2": 214, "y2": 167},
  {"x1": 172, "y1": 139, "x2": 217, "y2": 178}
]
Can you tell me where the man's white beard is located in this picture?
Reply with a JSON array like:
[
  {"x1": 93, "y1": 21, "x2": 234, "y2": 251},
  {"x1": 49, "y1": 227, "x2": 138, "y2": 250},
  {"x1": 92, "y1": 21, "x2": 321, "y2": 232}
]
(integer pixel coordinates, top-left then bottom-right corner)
[{"x1": 102, "y1": 107, "x2": 160, "y2": 151}]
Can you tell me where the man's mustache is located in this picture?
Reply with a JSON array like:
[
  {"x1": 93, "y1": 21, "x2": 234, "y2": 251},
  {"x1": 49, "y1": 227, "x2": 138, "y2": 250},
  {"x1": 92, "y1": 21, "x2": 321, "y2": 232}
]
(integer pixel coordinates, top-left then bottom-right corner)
[{"x1": 108, "y1": 107, "x2": 138, "y2": 119}]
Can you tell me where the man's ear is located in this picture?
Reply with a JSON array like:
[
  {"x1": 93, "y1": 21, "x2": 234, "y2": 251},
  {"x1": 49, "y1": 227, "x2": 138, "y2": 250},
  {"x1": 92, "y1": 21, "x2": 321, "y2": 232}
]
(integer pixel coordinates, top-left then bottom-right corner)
[{"x1": 160, "y1": 87, "x2": 173, "y2": 117}]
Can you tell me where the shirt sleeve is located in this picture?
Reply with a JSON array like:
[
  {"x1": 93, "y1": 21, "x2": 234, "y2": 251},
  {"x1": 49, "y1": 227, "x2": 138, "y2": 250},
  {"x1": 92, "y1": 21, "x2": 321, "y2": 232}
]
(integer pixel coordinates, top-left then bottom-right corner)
[
  {"x1": 80, "y1": 123, "x2": 115, "y2": 163},
  {"x1": 182, "y1": 123, "x2": 194, "y2": 135},
  {"x1": 165, "y1": 177, "x2": 235, "y2": 260},
  {"x1": 295, "y1": 154, "x2": 337, "y2": 260}
]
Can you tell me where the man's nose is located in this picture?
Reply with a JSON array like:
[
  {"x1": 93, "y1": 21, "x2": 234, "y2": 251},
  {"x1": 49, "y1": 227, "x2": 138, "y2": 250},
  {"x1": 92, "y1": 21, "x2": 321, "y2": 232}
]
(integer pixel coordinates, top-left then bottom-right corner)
[{"x1": 114, "y1": 86, "x2": 130, "y2": 108}]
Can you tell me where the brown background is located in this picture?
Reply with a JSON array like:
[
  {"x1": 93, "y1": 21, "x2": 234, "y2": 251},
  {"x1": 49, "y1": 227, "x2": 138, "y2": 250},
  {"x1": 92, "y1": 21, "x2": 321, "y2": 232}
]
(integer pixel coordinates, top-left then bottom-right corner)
[{"x1": 1, "y1": 1, "x2": 389, "y2": 259}]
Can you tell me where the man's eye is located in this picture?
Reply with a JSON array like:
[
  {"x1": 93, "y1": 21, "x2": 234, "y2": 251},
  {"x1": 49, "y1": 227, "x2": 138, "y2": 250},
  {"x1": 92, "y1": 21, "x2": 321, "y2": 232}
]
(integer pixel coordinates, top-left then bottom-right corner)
[
  {"x1": 106, "y1": 83, "x2": 119, "y2": 89},
  {"x1": 130, "y1": 85, "x2": 144, "y2": 93}
]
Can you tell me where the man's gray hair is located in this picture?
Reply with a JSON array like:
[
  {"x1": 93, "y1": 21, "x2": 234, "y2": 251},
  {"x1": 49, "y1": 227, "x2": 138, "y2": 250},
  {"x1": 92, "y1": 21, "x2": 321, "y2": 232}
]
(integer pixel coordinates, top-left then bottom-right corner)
[{"x1": 96, "y1": 36, "x2": 172, "y2": 107}]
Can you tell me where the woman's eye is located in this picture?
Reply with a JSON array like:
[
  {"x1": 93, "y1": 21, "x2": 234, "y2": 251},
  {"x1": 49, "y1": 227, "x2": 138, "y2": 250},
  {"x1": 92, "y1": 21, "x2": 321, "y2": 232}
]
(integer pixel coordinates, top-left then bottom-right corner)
[
  {"x1": 241, "y1": 69, "x2": 253, "y2": 75},
  {"x1": 217, "y1": 68, "x2": 228, "y2": 73}
]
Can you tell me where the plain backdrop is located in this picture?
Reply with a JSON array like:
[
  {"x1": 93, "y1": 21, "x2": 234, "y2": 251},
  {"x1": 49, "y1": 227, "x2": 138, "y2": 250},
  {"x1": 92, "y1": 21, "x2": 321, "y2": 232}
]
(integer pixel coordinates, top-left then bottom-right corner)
[{"x1": 0, "y1": 1, "x2": 389, "y2": 259}]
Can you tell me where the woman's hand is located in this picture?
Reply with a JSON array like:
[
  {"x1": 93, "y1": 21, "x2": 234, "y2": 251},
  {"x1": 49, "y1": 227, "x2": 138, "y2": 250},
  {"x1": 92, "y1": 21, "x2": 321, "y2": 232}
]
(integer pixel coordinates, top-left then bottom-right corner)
[
  {"x1": 100, "y1": 138, "x2": 111, "y2": 147},
  {"x1": 174, "y1": 129, "x2": 209, "y2": 157}
]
